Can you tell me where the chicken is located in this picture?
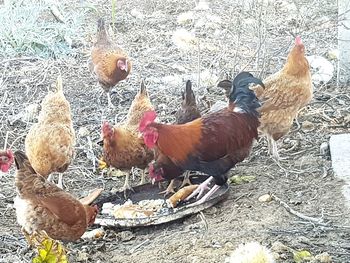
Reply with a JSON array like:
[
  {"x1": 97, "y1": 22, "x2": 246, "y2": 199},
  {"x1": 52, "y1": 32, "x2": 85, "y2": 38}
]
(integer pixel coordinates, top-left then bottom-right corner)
[
  {"x1": 252, "y1": 36, "x2": 312, "y2": 160},
  {"x1": 100, "y1": 80, "x2": 154, "y2": 193},
  {"x1": 0, "y1": 149, "x2": 14, "y2": 173},
  {"x1": 159, "y1": 80, "x2": 201, "y2": 196},
  {"x1": 13, "y1": 150, "x2": 98, "y2": 242},
  {"x1": 139, "y1": 72, "x2": 264, "y2": 205},
  {"x1": 90, "y1": 18, "x2": 131, "y2": 107},
  {"x1": 25, "y1": 76, "x2": 75, "y2": 189}
]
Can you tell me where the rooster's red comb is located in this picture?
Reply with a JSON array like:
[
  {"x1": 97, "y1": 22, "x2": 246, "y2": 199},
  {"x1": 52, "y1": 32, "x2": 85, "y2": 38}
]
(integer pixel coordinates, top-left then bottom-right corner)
[{"x1": 139, "y1": 111, "x2": 157, "y2": 132}]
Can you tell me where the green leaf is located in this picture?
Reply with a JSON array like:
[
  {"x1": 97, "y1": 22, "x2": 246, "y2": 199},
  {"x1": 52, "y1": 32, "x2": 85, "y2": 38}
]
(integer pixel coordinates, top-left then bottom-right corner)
[
  {"x1": 43, "y1": 239, "x2": 54, "y2": 252},
  {"x1": 293, "y1": 250, "x2": 313, "y2": 262},
  {"x1": 39, "y1": 249, "x2": 48, "y2": 260},
  {"x1": 229, "y1": 175, "x2": 256, "y2": 185}
]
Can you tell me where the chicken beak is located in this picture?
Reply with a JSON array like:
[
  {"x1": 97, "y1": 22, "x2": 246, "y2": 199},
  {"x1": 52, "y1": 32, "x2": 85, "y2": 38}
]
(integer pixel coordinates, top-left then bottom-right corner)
[{"x1": 124, "y1": 60, "x2": 128, "y2": 72}]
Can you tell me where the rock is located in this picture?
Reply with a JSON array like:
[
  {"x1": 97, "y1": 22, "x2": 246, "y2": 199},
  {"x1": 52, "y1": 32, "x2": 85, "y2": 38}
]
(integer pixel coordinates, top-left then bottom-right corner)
[
  {"x1": 302, "y1": 120, "x2": 314, "y2": 132},
  {"x1": 271, "y1": 241, "x2": 290, "y2": 253},
  {"x1": 329, "y1": 134, "x2": 350, "y2": 204},
  {"x1": 258, "y1": 194, "x2": 272, "y2": 202},
  {"x1": 116, "y1": 231, "x2": 135, "y2": 242},
  {"x1": 315, "y1": 252, "x2": 332, "y2": 263},
  {"x1": 319, "y1": 142, "x2": 329, "y2": 156}
]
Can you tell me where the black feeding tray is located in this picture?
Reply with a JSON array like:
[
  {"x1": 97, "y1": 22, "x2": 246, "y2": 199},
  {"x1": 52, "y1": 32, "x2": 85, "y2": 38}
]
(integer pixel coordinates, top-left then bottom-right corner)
[{"x1": 93, "y1": 175, "x2": 229, "y2": 228}]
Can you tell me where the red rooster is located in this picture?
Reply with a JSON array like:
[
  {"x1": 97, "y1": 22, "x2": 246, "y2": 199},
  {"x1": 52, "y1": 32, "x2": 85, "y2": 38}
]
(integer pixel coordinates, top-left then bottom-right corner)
[{"x1": 139, "y1": 72, "x2": 264, "y2": 205}]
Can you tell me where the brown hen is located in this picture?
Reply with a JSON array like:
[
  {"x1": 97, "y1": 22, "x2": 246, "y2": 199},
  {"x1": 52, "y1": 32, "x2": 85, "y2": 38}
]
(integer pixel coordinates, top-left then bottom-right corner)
[
  {"x1": 253, "y1": 36, "x2": 312, "y2": 160},
  {"x1": 101, "y1": 80, "x2": 154, "y2": 193},
  {"x1": 90, "y1": 18, "x2": 131, "y2": 107},
  {"x1": 25, "y1": 76, "x2": 75, "y2": 189},
  {"x1": 13, "y1": 151, "x2": 98, "y2": 242}
]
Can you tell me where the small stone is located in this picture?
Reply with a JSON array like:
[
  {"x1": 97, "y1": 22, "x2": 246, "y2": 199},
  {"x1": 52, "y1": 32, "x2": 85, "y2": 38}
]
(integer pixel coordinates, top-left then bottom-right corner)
[
  {"x1": 76, "y1": 251, "x2": 89, "y2": 262},
  {"x1": 302, "y1": 120, "x2": 314, "y2": 132},
  {"x1": 258, "y1": 194, "x2": 272, "y2": 202},
  {"x1": 78, "y1": 127, "x2": 90, "y2": 137},
  {"x1": 315, "y1": 252, "x2": 332, "y2": 263},
  {"x1": 271, "y1": 241, "x2": 290, "y2": 253},
  {"x1": 320, "y1": 142, "x2": 329, "y2": 156},
  {"x1": 117, "y1": 231, "x2": 135, "y2": 242}
]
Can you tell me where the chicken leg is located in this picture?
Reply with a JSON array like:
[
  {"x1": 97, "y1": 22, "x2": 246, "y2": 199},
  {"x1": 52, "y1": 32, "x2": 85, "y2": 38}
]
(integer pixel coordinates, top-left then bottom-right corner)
[
  {"x1": 185, "y1": 176, "x2": 221, "y2": 207},
  {"x1": 139, "y1": 169, "x2": 146, "y2": 185},
  {"x1": 267, "y1": 135, "x2": 280, "y2": 161},
  {"x1": 119, "y1": 172, "x2": 134, "y2": 198},
  {"x1": 179, "y1": 171, "x2": 192, "y2": 189},
  {"x1": 106, "y1": 92, "x2": 114, "y2": 108},
  {"x1": 159, "y1": 179, "x2": 176, "y2": 197}
]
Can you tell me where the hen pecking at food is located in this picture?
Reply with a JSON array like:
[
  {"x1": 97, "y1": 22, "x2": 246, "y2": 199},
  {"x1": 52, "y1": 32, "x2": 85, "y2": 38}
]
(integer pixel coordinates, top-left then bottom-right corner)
[
  {"x1": 253, "y1": 36, "x2": 312, "y2": 160},
  {"x1": 90, "y1": 18, "x2": 131, "y2": 107},
  {"x1": 158, "y1": 80, "x2": 201, "y2": 196},
  {"x1": 0, "y1": 149, "x2": 14, "y2": 173},
  {"x1": 140, "y1": 72, "x2": 264, "y2": 205},
  {"x1": 25, "y1": 76, "x2": 75, "y2": 189},
  {"x1": 13, "y1": 151, "x2": 98, "y2": 242},
  {"x1": 100, "y1": 80, "x2": 154, "y2": 194}
]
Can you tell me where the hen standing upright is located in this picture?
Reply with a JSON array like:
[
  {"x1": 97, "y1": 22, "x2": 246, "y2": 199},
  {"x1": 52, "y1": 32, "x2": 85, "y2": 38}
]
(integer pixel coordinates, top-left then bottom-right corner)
[
  {"x1": 100, "y1": 81, "x2": 154, "y2": 194},
  {"x1": 25, "y1": 76, "x2": 75, "y2": 189},
  {"x1": 140, "y1": 72, "x2": 264, "y2": 205},
  {"x1": 252, "y1": 36, "x2": 312, "y2": 160},
  {"x1": 90, "y1": 18, "x2": 131, "y2": 107},
  {"x1": 158, "y1": 80, "x2": 201, "y2": 196},
  {"x1": 13, "y1": 151, "x2": 98, "y2": 242}
]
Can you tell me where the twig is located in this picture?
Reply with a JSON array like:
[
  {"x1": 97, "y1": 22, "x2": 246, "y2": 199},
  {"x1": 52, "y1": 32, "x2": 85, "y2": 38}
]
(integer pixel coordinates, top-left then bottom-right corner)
[
  {"x1": 3, "y1": 131, "x2": 8, "y2": 150},
  {"x1": 271, "y1": 193, "x2": 326, "y2": 225},
  {"x1": 129, "y1": 238, "x2": 150, "y2": 254}
]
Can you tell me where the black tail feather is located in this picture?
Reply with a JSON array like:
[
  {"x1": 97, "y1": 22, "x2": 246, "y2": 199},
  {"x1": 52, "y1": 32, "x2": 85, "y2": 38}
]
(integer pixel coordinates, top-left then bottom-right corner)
[
  {"x1": 229, "y1": 72, "x2": 264, "y2": 117},
  {"x1": 140, "y1": 79, "x2": 147, "y2": 95},
  {"x1": 183, "y1": 80, "x2": 196, "y2": 106}
]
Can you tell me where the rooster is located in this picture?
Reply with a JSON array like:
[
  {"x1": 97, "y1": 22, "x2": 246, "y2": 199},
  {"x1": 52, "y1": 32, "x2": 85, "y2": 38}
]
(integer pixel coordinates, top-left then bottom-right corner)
[
  {"x1": 219, "y1": 37, "x2": 312, "y2": 160},
  {"x1": 90, "y1": 18, "x2": 131, "y2": 107},
  {"x1": 158, "y1": 80, "x2": 201, "y2": 196},
  {"x1": 0, "y1": 149, "x2": 14, "y2": 173},
  {"x1": 139, "y1": 72, "x2": 264, "y2": 205}
]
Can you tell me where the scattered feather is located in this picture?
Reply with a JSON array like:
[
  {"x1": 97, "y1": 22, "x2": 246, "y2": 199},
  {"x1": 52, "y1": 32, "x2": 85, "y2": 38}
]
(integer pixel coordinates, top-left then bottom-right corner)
[
  {"x1": 130, "y1": 9, "x2": 145, "y2": 20},
  {"x1": 306, "y1": 55, "x2": 334, "y2": 84},
  {"x1": 177, "y1": 11, "x2": 194, "y2": 25},
  {"x1": 172, "y1": 29, "x2": 198, "y2": 51},
  {"x1": 225, "y1": 241, "x2": 275, "y2": 263},
  {"x1": 194, "y1": 0, "x2": 210, "y2": 11}
]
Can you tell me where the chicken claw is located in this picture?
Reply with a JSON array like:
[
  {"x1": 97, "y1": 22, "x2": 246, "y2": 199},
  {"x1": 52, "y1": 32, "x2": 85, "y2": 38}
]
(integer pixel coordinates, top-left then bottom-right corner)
[
  {"x1": 159, "y1": 179, "x2": 176, "y2": 197},
  {"x1": 185, "y1": 176, "x2": 212, "y2": 201},
  {"x1": 179, "y1": 171, "x2": 192, "y2": 188},
  {"x1": 187, "y1": 184, "x2": 221, "y2": 207}
]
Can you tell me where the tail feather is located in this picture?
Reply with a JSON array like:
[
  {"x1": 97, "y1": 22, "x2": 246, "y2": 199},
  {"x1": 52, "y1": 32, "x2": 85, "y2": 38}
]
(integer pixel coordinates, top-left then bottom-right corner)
[
  {"x1": 96, "y1": 18, "x2": 108, "y2": 42},
  {"x1": 97, "y1": 18, "x2": 106, "y2": 33},
  {"x1": 229, "y1": 72, "x2": 264, "y2": 117},
  {"x1": 14, "y1": 150, "x2": 36, "y2": 173},
  {"x1": 184, "y1": 80, "x2": 196, "y2": 106},
  {"x1": 139, "y1": 79, "x2": 147, "y2": 96}
]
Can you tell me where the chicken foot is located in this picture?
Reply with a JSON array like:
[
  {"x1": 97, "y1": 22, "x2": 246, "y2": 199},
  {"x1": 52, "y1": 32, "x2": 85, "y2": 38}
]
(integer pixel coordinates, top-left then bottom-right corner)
[
  {"x1": 267, "y1": 135, "x2": 280, "y2": 161},
  {"x1": 179, "y1": 171, "x2": 192, "y2": 188},
  {"x1": 106, "y1": 92, "x2": 115, "y2": 108},
  {"x1": 185, "y1": 176, "x2": 212, "y2": 201},
  {"x1": 120, "y1": 172, "x2": 134, "y2": 198},
  {"x1": 159, "y1": 179, "x2": 176, "y2": 197}
]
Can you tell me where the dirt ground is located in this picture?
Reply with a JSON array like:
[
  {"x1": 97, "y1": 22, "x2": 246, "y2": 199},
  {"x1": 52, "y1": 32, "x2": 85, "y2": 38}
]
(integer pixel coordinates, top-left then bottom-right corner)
[{"x1": 1, "y1": 0, "x2": 350, "y2": 262}]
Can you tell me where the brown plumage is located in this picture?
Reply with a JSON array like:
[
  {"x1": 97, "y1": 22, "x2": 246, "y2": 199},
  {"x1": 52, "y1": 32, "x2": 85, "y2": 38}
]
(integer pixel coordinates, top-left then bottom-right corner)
[
  {"x1": 101, "y1": 80, "x2": 154, "y2": 191},
  {"x1": 158, "y1": 80, "x2": 201, "y2": 195},
  {"x1": 90, "y1": 18, "x2": 131, "y2": 107},
  {"x1": 25, "y1": 76, "x2": 75, "y2": 188},
  {"x1": 252, "y1": 36, "x2": 312, "y2": 159},
  {"x1": 13, "y1": 151, "x2": 98, "y2": 242},
  {"x1": 141, "y1": 72, "x2": 264, "y2": 205}
]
